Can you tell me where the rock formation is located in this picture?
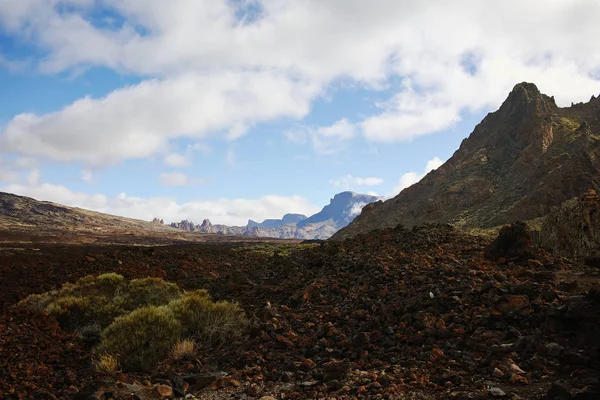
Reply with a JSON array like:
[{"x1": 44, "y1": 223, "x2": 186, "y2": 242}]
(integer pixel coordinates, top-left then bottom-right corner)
[
  {"x1": 168, "y1": 191, "x2": 380, "y2": 240},
  {"x1": 541, "y1": 189, "x2": 600, "y2": 266},
  {"x1": 334, "y1": 83, "x2": 600, "y2": 240}
]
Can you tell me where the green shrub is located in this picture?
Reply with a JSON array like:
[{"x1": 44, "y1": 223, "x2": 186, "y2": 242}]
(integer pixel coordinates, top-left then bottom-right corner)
[
  {"x1": 169, "y1": 290, "x2": 247, "y2": 342},
  {"x1": 97, "y1": 306, "x2": 182, "y2": 371},
  {"x1": 20, "y1": 275, "x2": 249, "y2": 372},
  {"x1": 19, "y1": 290, "x2": 58, "y2": 313},
  {"x1": 18, "y1": 274, "x2": 181, "y2": 329},
  {"x1": 121, "y1": 277, "x2": 180, "y2": 309},
  {"x1": 58, "y1": 273, "x2": 126, "y2": 299}
]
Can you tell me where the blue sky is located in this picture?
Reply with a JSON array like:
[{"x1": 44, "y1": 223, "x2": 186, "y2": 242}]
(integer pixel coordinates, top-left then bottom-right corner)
[{"x1": 1, "y1": 1, "x2": 599, "y2": 225}]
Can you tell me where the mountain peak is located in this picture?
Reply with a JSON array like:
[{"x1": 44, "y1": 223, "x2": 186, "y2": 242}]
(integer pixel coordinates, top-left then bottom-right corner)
[
  {"x1": 333, "y1": 82, "x2": 600, "y2": 240},
  {"x1": 498, "y1": 82, "x2": 556, "y2": 118},
  {"x1": 512, "y1": 81, "x2": 541, "y2": 96}
]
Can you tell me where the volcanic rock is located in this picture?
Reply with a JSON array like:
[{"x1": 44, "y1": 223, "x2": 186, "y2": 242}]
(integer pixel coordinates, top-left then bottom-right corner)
[
  {"x1": 334, "y1": 83, "x2": 600, "y2": 240},
  {"x1": 541, "y1": 189, "x2": 600, "y2": 266},
  {"x1": 485, "y1": 221, "x2": 535, "y2": 261}
]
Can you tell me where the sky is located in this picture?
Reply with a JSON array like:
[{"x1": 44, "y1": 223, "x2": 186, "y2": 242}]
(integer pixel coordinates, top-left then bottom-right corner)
[{"x1": 1, "y1": 0, "x2": 600, "y2": 226}]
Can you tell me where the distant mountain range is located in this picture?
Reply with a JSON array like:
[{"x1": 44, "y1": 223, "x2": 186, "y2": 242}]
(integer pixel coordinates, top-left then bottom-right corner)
[
  {"x1": 169, "y1": 191, "x2": 380, "y2": 239},
  {"x1": 334, "y1": 82, "x2": 600, "y2": 240}
]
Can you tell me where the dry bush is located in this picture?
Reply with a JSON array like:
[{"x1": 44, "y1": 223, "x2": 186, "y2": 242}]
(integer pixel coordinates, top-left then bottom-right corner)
[
  {"x1": 171, "y1": 339, "x2": 196, "y2": 360},
  {"x1": 95, "y1": 353, "x2": 120, "y2": 376}
]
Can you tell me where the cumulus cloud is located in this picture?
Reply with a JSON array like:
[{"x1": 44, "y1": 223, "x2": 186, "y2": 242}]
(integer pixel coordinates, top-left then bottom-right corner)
[
  {"x1": 286, "y1": 118, "x2": 356, "y2": 155},
  {"x1": 349, "y1": 202, "x2": 368, "y2": 217},
  {"x1": 0, "y1": 182, "x2": 321, "y2": 226},
  {"x1": 1, "y1": 0, "x2": 600, "y2": 164},
  {"x1": 0, "y1": 156, "x2": 38, "y2": 183},
  {"x1": 158, "y1": 172, "x2": 203, "y2": 187},
  {"x1": 0, "y1": 72, "x2": 318, "y2": 166},
  {"x1": 392, "y1": 156, "x2": 444, "y2": 196},
  {"x1": 330, "y1": 175, "x2": 383, "y2": 189},
  {"x1": 163, "y1": 152, "x2": 190, "y2": 167}
]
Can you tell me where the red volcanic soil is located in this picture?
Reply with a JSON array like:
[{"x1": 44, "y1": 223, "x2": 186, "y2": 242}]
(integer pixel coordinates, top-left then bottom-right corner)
[{"x1": 1, "y1": 224, "x2": 599, "y2": 399}]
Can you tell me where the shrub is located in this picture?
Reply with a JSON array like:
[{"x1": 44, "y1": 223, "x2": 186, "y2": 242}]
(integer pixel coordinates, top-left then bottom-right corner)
[
  {"x1": 45, "y1": 295, "x2": 93, "y2": 327},
  {"x1": 97, "y1": 306, "x2": 182, "y2": 371},
  {"x1": 77, "y1": 322, "x2": 102, "y2": 344},
  {"x1": 59, "y1": 273, "x2": 126, "y2": 299},
  {"x1": 95, "y1": 353, "x2": 120, "y2": 376},
  {"x1": 121, "y1": 277, "x2": 180, "y2": 309},
  {"x1": 20, "y1": 275, "x2": 249, "y2": 372},
  {"x1": 19, "y1": 290, "x2": 58, "y2": 313},
  {"x1": 18, "y1": 274, "x2": 181, "y2": 329},
  {"x1": 169, "y1": 290, "x2": 248, "y2": 342},
  {"x1": 171, "y1": 339, "x2": 196, "y2": 361}
]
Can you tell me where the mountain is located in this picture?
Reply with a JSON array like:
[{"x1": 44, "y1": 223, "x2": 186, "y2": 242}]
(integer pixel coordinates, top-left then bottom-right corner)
[
  {"x1": 0, "y1": 191, "x2": 293, "y2": 245},
  {"x1": 169, "y1": 191, "x2": 381, "y2": 239},
  {"x1": 334, "y1": 82, "x2": 600, "y2": 240},
  {"x1": 247, "y1": 213, "x2": 307, "y2": 228},
  {"x1": 297, "y1": 191, "x2": 380, "y2": 229}
]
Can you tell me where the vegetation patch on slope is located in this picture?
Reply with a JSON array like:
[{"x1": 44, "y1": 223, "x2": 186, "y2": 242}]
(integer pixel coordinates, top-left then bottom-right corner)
[{"x1": 20, "y1": 274, "x2": 247, "y2": 371}]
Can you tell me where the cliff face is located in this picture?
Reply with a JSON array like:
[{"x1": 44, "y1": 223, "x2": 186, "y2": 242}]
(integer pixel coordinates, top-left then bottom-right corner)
[
  {"x1": 541, "y1": 189, "x2": 600, "y2": 266},
  {"x1": 334, "y1": 83, "x2": 600, "y2": 240}
]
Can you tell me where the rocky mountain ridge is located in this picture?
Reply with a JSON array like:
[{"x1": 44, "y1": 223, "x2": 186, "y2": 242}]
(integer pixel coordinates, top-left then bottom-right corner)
[
  {"x1": 334, "y1": 82, "x2": 600, "y2": 240},
  {"x1": 0, "y1": 191, "x2": 295, "y2": 245},
  {"x1": 169, "y1": 191, "x2": 380, "y2": 240}
]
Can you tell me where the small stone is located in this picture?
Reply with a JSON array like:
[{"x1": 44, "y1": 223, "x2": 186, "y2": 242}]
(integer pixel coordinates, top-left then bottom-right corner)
[
  {"x1": 322, "y1": 359, "x2": 350, "y2": 381},
  {"x1": 493, "y1": 368, "x2": 504, "y2": 378},
  {"x1": 280, "y1": 371, "x2": 294, "y2": 382},
  {"x1": 545, "y1": 342, "x2": 565, "y2": 356},
  {"x1": 258, "y1": 397, "x2": 277, "y2": 400},
  {"x1": 325, "y1": 380, "x2": 344, "y2": 391},
  {"x1": 489, "y1": 387, "x2": 506, "y2": 397},
  {"x1": 431, "y1": 347, "x2": 444, "y2": 358},
  {"x1": 509, "y1": 362, "x2": 525, "y2": 374},
  {"x1": 510, "y1": 373, "x2": 529, "y2": 384},
  {"x1": 300, "y1": 358, "x2": 316, "y2": 371},
  {"x1": 155, "y1": 384, "x2": 173, "y2": 397},
  {"x1": 353, "y1": 332, "x2": 370, "y2": 347}
]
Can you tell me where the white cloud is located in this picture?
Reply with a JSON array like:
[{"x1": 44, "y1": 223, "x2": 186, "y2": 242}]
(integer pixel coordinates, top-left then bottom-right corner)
[
  {"x1": 392, "y1": 156, "x2": 444, "y2": 196},
  {"x1": 330, "y1": 175, "x2": 383, "y2": 189},
  {"x1": 425, "y1": 157, "x2": 444, "y2": 173},
  {"x1": 286, "y1": 118, "x2": 356, "y2": 155},
  {"x1": 0, "y1": 156, "x2": 38, "y2": 183},
  {"x1": 163, "y1": 143, "x2": 212, "y2": 167},
  {"x1": 349, "y1": 201, "x2": 368, "y2": 217},
  {"x1": 0, "y1": 71, "x2": 319, "y2": 166},
  {"x1": 0, "y1": 182, "x2": 321, "y2": 226},
  {"x1": 27, "y1": 169, "x2": 40, "y2": 186},
  {"x1": 81, "y1": 169, "x2": 93, "y2": 182},
  {"x1": 163, "y1": 152, "x2": 190, "y2": 167},
  {"x1": 0, "y1": 0, "x2": 600, "y2": 164},
  {"x1": 158, "y1": 172, "x2": 203, "y2": 187},
  {"x1": 189, "y1": 142, "x2": 212, "y2": 154}
]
